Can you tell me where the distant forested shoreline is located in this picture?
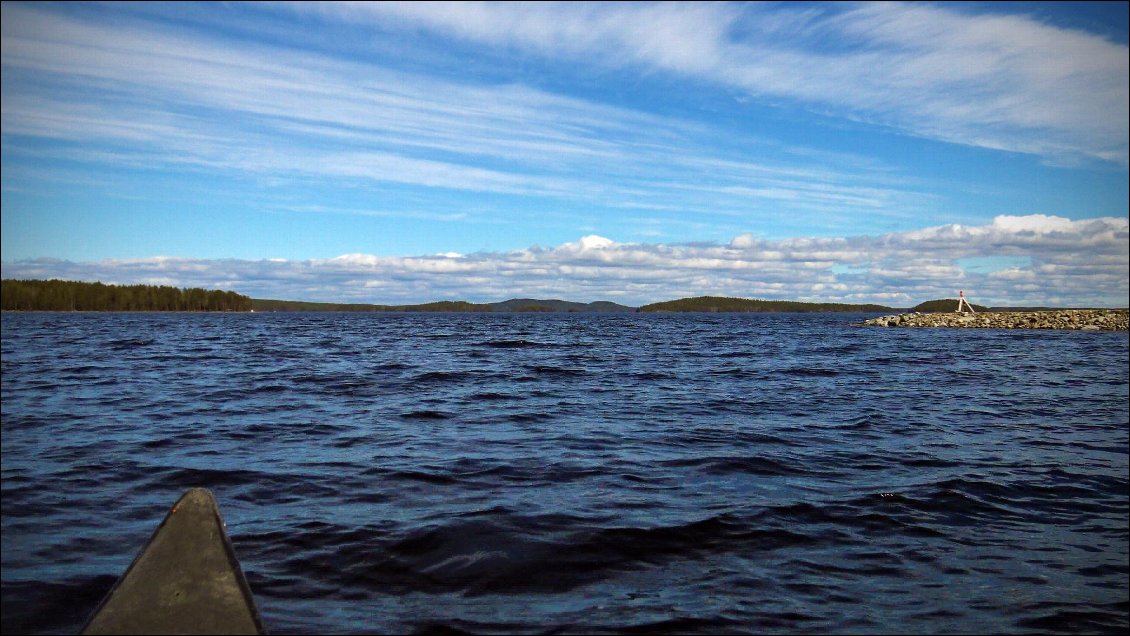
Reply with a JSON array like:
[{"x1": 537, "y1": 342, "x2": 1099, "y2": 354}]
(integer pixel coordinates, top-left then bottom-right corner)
[
  {"x1": 1, "y1": 279, "x2": 252, "y2": 312},
  {"x1": 2, "y1": 282, "x2": 895, "y2": 314},
  {"x1": 10, "y1": 279, "x2": 1081, "y2": 314}
]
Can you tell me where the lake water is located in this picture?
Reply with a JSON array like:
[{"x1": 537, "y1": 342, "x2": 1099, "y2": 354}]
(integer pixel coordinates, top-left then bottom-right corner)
[{"x1": 2, "y1": 311, "x2": 1127, "y2": 634}]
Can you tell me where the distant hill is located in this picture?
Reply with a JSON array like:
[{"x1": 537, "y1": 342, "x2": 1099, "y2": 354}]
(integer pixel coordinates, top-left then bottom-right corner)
[
  {"x1": 252, "y1": 295, "x2": 896, "y2": 313},
  {"x1": 251, "y1": 295, "x2": 1088, "y2": 314},
  {"x1": 252, "y1": 299, "x2": 381, "y2": 312},
  {"x1": 488, "y1": 298, "x2": 634, "y2": 313},
  {"x1": 407, "y1": 301, "x2": 494, "y2": 312},
  {"x1": 250, "y1": 298, "x2": 492, "y2": 312},
  {"x1": 638, "y1": 296, "x2": 893, "y2": 313},
  {"x1": 250, "y1": 297, "x2": 631, "y2": 312}
]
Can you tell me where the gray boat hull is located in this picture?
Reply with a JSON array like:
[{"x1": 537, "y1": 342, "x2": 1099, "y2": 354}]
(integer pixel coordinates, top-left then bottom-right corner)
[{"x1": 81, "y1": 488, "x2": 265, "y2": 635}]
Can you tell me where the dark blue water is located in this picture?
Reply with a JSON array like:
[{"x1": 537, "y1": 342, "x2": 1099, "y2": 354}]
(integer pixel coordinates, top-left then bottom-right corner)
[{"x1": 2, "y1": 312, "x2": 1127, "y2": 634}]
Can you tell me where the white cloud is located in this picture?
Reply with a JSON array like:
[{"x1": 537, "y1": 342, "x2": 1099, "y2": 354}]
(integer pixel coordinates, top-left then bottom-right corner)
[
  {"x1": 729, "y1": 234, "x2": 756, "y2": 249},
  {"x1": 317, "y1": 1, "x2": 1128, "y2": 164},
  {"x1": 563, "y1": 235, "x2": 617, "y2": 252},
  {"x1": 1, "y1": 2, "x2": 1125, "y2": 283},
  {"x1": 990, "y1": 214, "x2": 1078, "y2": 234},
  {"x1": 4, "y1": 215, "x2": 1125, "y2": 308},
  {"x1": 0, "y1": 2, "x2": 934, "y2": 232}
]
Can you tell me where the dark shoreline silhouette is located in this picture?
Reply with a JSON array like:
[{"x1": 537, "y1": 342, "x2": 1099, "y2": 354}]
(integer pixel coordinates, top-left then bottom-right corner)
[{"x1": 6, "y1": 279, "x2": 1120, "y2": 313}]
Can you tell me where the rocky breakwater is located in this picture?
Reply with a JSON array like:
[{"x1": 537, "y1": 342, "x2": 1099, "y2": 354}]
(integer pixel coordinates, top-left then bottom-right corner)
[{"x1": 859, "y1": 309, "x2": 1129, "y2": 331}]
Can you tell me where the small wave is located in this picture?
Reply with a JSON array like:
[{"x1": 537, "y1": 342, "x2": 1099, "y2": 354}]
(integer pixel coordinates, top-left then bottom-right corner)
[
  {"x1": 0, "y1": 414, "x2": 58, "y2": 430},
  {"x1": 371, "y1": 362, "x2": 413, "y2": 371},
  {"x1": 820, "y1": 343, "x2": 865, "y2": 355},
  {"x1": 572, "y1": 514, "x2": 816, "y2": 568},
  {"x1": 1015, "y1": 600, "x2": 1129, "y2": 633},
  {"x1": 504, "y1": 412, "x2": 552, "y2": 423},
  {"x1": 107, "y1": 338, "x2": 154, "y2": 349},
  {"x1": 291, "y1": 375, "x2": 380, "y2": 397},
  {"x1": 139, "y1": 438, "x2": 178, "y2": 449},
  {"x1": 779, "y1": 367, "x2": 840, "y2": 377},
  {"x1": 707, "y1": 367, "x2": 757, "y2": 377},
  {"x1": 660, "y1": 455, "x2": 812, "y2": 477},
  {"x1": 718, "y1": 350, "x2": 757, "y2": 358},
  {"x1": 760, "y1": 500, "x2": 945, "y2": 539},
  {"x1": 480, "y1": 339, "x2": 549, "y2": 349},
  {"x1": 59, "y1": 364, "x2": 103, "y2": 375},
  {"x1": 631, "y1": 371, "x2": 678, "y2": 380},
  {"x1": 257, "y1": 511, "x2": 820, "y2": 598},
  {"x1": 523, "y1": 364, "x2": 586, "y2": 377},
  {"x1": 1, "y1": 575, "x2": 118, "y2": 635},
  {"x1": 470, "y1": 391, "x2": 514, "y2": 401},
  {"x1": 407, "y1": 370, "x2": 470, "y2": 384},
  {"x1": 399, "y1": 409, "x2": 453, "y2": 420},
  {"x1": 606, "y1": 615, "x2": 750, "y2": 634},
  {"x1": 148, "y1": 466, "x2": 337, "y2": 502},
  {"x1": 843, "y1": 483, "x2": 1019, "y2": 530},
  {"x1": 386, "y1": 469, "x2": 460, "y2": 485},
  {"x1": 330, "y1": 435, "x2": 372, "y2": 449},
  {"x1": 301, "y1": 422, "x2": 353, "y2": 436}
]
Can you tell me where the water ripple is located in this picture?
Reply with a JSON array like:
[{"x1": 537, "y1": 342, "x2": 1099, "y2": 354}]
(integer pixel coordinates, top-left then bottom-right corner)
[{"x1": 2, "y1": 312, "x2": 1126, "y2": 635}]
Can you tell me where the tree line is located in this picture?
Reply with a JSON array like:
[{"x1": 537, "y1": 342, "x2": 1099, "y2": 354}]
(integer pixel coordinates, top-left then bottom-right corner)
[{"x1": 1, "y1": 279, "x2": 253, "y2": 312}]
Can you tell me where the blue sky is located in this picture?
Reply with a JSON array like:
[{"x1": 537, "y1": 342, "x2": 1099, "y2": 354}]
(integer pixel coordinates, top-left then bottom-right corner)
[{"x1": 2, "y1": 1, "x2": 1127, "y2": 306}]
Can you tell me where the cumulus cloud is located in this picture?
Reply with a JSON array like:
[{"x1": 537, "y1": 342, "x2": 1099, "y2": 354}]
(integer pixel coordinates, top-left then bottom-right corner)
[
  {"x1": 4, "y1": 215, "x2": 1126, "y2": 308},
  {"x1": 990, "y1": 214, "x2": 1078, "y2": 234}
]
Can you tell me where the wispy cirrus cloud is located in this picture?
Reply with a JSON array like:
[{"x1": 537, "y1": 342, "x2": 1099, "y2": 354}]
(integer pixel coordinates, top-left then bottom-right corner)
[
  {"x1": 0, "y1": 1, "x2": 957, "y2": 245},
  {"x1": 5, "y1": 215, "x2": 1125, "y2": 308},
  {"x1": 2, "y1": 1, "x2": 1125, "y2": 281},
  {"x1": 319, "y1": 1, "x2": 1128, "y2": 165}
]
